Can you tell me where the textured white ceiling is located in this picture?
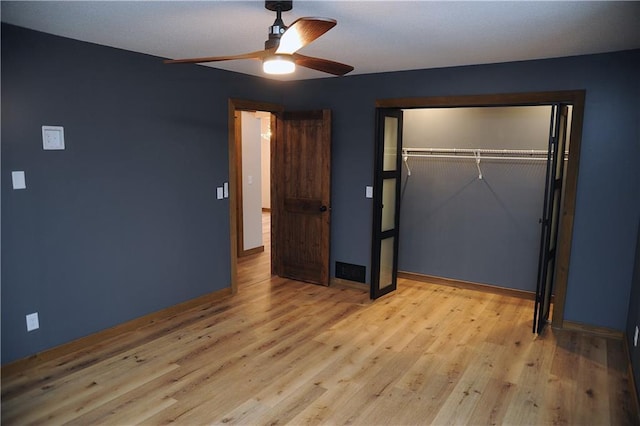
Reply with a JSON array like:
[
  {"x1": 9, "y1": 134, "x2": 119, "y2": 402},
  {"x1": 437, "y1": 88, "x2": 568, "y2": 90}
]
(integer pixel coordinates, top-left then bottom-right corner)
[{"x1": 2, "y1": 1, "x2": 639, "y2": 80}]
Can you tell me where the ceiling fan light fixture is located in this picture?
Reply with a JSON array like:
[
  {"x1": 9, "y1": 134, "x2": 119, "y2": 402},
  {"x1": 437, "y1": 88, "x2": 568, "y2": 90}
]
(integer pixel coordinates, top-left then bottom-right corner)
[{"x1": 263, "y1": 55, "x2": 296, "y2": 74}]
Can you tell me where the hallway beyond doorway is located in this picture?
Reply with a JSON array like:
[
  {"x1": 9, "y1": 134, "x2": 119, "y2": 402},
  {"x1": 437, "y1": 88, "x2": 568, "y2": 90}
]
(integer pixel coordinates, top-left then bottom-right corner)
[{"x1": 238, "y1": 212, "x2": 272, "y2": 287}]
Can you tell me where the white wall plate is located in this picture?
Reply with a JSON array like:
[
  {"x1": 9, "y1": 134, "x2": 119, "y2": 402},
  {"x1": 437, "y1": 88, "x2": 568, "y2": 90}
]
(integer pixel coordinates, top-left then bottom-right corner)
[
  {"x1": 42, "y1": 125, "x2": 65, "y2": 150},
  {"x1": 12, "y1": 171, "x2": 26, "y2": 189}
]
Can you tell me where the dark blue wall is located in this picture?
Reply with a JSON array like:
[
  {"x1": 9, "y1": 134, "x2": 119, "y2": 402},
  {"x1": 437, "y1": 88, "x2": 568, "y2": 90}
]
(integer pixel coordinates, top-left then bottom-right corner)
[
  {"x1": 1, "y1": 24, "x2": 284, "y2": 363},
  {"x1": 398, "y1": 158, "x2": 547, "y2": 291},
  {"x1": 3, "y1": 23, "x2": 639, "y2": 364},
  {"x1": 284, "y1": 50, "x2": 640, "y2": 332}
]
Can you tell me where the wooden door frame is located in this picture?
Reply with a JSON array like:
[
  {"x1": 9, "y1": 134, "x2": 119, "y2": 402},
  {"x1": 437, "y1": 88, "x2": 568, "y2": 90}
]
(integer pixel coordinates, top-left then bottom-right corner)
[
  {"x1": 233, "y1": 111, "x2": 249, "y2": 258},
  {"x1": 228, "y1": 99, "x2": 284, "y2": 295},
  {"x1": 376, "y1": 90, "x2": 586, "y2": 329}
]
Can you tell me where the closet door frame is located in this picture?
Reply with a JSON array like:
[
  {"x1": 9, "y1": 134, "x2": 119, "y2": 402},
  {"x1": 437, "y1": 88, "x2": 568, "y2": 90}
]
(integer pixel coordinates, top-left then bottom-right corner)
[{"x1": 375, "y1": 91, "x2": 585, "y2": 329}]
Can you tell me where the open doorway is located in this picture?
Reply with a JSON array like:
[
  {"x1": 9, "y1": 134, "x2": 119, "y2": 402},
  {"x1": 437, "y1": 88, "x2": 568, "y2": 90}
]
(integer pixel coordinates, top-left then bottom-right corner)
[
  {"x1": 398, "y1": 106, "x2": 558, "y2": 292},
  {"x1": 398, "y1": 105, "x2": 571, "y2": 333},
  {"x1": 228, "y1": 99, "x2": 283, "y2": 294},
  {"x1": 371, "y1": 91, "x2": 585, "y2": 332},
  {"x1": 236, "y1": 110, "x2": 271, "y2": 258},
  {"x1": 228, "y1": 99, "x2": 333, "y2": 293},
  {"x1": 235, "y1": 110, "x2": 274, "y2": 286}
]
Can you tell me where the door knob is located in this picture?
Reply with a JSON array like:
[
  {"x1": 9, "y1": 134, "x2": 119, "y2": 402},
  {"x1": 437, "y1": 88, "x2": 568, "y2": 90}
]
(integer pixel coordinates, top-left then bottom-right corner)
[{"x1": 319, "y1": 205, "x2": 328, "y2": 212}]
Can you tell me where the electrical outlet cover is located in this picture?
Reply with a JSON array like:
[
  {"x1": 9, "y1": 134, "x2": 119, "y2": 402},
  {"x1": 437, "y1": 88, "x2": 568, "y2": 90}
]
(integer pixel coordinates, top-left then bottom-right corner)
[{"x1": 42, "y1": 126, "x2": 65, "y2": 150}]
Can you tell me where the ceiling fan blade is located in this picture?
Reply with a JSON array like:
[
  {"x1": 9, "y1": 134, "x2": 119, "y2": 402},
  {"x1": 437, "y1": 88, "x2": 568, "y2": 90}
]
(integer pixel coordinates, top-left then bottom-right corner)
[
  {"x1": 164, "y1": 49, "x2": 272, "y2": 65},
  {"x1": 276, "y1": 17, "x2": 337, "y2": 55},
  {"x1": 293, "y1": 53, "x2": 354, "y2": 76}
]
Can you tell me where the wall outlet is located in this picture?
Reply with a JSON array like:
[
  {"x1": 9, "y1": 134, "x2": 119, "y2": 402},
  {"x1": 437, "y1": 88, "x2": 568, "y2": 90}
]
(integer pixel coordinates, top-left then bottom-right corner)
[
  {"x1": 26, "y1": 312, "x2": 40, "y2": 332},
  {"x1": 634, "y1": 325, "x2": 639, "y2": 347},
  {"x1": 42, "y1": 126, "x2": 65, "y2": 150}
]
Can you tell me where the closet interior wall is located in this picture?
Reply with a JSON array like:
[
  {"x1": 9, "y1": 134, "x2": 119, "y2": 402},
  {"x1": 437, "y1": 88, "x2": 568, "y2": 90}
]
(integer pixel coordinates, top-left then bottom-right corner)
[{"x1": 398, "y1": 106, "x2": 553, "y2": 292}]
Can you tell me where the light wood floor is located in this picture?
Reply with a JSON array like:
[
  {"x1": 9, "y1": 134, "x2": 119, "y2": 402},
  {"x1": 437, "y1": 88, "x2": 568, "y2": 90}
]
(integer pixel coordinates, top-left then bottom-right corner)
[{"x1": 2, "y1": 213, "x2": 636, "y2": 425}]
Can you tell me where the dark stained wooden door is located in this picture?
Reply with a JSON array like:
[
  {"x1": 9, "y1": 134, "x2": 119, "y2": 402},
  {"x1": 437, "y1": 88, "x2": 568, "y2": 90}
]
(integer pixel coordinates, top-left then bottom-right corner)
[{"x1": 272, "y1": 110, "x2": 331, "y2": 285}]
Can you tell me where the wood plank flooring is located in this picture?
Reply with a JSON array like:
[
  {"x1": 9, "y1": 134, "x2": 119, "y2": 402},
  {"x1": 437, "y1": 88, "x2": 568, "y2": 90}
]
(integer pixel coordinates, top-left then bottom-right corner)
[{"x1": 2, "y1": 213, "x2": 636, "y2": 425}]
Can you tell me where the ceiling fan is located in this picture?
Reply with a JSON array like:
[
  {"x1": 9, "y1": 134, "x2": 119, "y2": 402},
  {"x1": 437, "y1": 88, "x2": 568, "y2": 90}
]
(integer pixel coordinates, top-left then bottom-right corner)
[{"x1": 164, "y1": 0, "x2": 354, "y2": 77}]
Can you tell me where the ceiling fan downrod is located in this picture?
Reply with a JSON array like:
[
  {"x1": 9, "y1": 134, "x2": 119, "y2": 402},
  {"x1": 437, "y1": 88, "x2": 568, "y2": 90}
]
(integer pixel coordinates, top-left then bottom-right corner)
[{"x1": 265, "y1": 1, "x2": 293, "y2": 50}]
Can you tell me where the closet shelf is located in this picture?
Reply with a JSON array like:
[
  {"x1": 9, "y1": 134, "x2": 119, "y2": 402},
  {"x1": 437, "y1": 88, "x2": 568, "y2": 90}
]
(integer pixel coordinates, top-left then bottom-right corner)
[
  {"x1": 401, "y1": 148, "x2": 569, "y2": 179},
  {"x1": 401, "y1": 147, "x2": 568, "y2": 161}
]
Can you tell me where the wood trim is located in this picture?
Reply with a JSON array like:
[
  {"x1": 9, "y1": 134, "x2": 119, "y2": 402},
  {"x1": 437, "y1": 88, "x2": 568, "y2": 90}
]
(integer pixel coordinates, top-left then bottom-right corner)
[
  {"x1": 1, "y1": 287, "x2": 233, "y2": 377},
  {"x1": 551, "y1": 91, "x2": 585, "y2": 329},
  {"x1": 375, "y1": 90, "x2": 586, "y2": 330},
  {"x1": 269, "y1": 114, "x2": 282, "y2": 275},
  {"x1": 398, "y1": 271, "x2": 538, "y2": 301},
  {"x1": 561, "y1": 320, "x2": 624, "y2": 340},
  {"x1": 228, "y1": 100, "x2": 239, "y2": 295},
  {"x1": 271, "y1": 112, "x2": 281, "y2": 277},
  {"x1": 235, "y1": 110, "x2": 245, "y2": 257},
  {"x1": 228, "y1": 99, "x2": 284, "y2": 295},
  {"x1": 262, "y1": 208, "x2": 271, "y2": 212},
  {"x1": 375, "y1": 90, "x2": 586, "y2": 108},
  {"x1": 231, "y1": 99, "x2": 285, "y2": 113},
  {"x1": 239, "y1": 245, "x2": 265, "y2": 257},
  {"x1": 623, "y1": 336, "x2": 640, "y2": 424}
]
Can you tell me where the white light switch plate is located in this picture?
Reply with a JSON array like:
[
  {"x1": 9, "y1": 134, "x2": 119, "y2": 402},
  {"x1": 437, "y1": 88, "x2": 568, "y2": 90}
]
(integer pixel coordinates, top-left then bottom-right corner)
[
  {"x1": 365, "y1": 186, "x2": 373, "y2": 198},
  {"x1": 12, "y1": 171, "x2": 26, "y2": 189},
  {"x1": 216, "y1": 187, "x2": 224, "y2": 200},
  {"x1": 42, "y1": 125, "x2": 65, "y2": 150},
  {"x1": 223, "y1": 182, "x2": 229, "y2": 198},
  {"x1": 26, "y1": 312, "x2": 39, "y2": 331}
]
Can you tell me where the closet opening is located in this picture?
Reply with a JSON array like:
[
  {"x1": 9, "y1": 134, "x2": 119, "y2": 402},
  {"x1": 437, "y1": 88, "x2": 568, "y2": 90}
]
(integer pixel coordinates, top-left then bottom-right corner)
[{"x1": 372, "y1": 91, "x2": 585, "y2": 332}]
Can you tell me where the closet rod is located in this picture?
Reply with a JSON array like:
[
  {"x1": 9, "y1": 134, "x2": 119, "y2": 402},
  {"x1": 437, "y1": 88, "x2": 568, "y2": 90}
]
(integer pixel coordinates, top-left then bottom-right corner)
[
  {"x1": 403, "y1": 147, "x2": 552, "y2": 155},
  {"x1": 401, "y1": 148, "x2": 569, "y2": 178},
  {"x1": 403, "y1": 153, "x2": 553, "y2": 161}
]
